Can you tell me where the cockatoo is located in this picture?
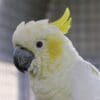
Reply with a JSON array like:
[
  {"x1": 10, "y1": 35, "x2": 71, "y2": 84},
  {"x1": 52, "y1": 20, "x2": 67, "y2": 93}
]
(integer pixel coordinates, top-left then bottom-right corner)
[{"x1": 12, "y1": 8, "x2": 100, "y2": 100}]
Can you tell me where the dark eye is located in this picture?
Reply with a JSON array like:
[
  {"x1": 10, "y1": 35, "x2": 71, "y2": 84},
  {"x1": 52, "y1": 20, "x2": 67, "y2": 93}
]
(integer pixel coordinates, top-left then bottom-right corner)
[{"x1": 36, "y1": 41, "x2": 43, "y2": 48}]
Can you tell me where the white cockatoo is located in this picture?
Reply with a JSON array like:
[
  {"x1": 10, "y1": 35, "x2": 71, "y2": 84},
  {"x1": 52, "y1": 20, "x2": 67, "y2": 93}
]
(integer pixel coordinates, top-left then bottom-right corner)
[{"x1": 12, "y1": 8, "x2": 100, "y2": 100}]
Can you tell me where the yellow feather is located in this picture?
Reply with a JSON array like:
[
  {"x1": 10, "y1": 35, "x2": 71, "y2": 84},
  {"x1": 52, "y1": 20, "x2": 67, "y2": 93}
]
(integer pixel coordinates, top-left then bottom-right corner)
[
  {"x1": 51, "y1": 8, "x2": 72, "y2": 34},
  {"x1": 47, "y1": 36, "x2": 64, "y2": 62}
]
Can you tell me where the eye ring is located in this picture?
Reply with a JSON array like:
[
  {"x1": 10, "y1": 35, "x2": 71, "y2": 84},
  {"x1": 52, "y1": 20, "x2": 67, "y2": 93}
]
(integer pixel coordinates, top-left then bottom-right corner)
[{"x1": 36, "y1": 41, "x2": 43, "y2": 48}]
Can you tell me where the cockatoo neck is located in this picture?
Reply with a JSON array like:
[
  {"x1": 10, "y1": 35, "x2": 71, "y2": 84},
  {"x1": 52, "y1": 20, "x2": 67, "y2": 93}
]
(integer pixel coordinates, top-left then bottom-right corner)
[{"x1": 60, "y1": 36, "x2": 82, "y2": 71}]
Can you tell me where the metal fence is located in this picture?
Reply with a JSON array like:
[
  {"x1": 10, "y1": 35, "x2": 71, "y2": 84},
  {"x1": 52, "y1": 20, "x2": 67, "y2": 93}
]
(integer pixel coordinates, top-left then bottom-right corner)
[
  {"x1": 70, "y1": 0, "x2": 100, "y2": 69},
  {"x1": 47, "y1": 0, "x2": 100, "y2": 68}
]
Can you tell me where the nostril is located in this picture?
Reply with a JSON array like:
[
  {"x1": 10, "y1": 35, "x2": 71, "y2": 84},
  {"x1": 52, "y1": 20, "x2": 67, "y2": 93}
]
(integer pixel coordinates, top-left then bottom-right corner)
[{"x1": 20, "y1": 47, "x2": 25, "y2": 50}]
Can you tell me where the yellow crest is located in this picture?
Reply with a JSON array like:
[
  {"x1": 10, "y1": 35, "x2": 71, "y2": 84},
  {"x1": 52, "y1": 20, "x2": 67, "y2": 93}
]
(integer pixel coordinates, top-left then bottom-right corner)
[{"x1": 51, "y1": 8, "x2": 72, "y2": 34}]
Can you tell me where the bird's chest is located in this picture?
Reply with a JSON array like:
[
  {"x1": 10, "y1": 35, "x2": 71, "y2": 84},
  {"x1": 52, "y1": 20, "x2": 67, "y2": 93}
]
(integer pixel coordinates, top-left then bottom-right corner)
[{"x1": 30, "y1": 72, "x2": 72, "y2": 100}]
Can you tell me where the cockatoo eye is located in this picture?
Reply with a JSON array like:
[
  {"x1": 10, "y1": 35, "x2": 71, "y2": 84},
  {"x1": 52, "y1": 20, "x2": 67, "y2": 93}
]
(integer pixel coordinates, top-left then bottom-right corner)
[{"x1": 36, "y1": 41, "x2": 43, "y2": 48}]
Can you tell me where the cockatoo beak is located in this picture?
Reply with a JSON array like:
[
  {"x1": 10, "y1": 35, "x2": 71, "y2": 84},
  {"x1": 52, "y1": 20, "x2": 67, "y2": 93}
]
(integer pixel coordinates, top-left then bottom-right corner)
[{"x1": 13, "y1": 47, "x2": 34, "y2": 73}]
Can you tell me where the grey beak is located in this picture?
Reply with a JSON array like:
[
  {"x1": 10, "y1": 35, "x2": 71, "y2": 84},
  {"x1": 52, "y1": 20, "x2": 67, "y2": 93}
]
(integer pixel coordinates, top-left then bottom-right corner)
[{"x1": 13, "y1": 47, "x2": 34, "y2": 73}]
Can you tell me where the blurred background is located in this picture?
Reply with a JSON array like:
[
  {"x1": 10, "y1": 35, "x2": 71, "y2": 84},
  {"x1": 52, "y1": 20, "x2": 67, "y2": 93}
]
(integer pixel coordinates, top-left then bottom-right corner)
[{"x1": 0, "y1": 0, "x2": 100, "y2": 100}]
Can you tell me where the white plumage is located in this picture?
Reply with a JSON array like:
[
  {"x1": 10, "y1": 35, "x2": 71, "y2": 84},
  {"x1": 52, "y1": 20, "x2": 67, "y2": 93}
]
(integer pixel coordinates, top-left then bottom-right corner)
[{"x1": 12, "y1": 8, "x2": 100, "y2": 100}]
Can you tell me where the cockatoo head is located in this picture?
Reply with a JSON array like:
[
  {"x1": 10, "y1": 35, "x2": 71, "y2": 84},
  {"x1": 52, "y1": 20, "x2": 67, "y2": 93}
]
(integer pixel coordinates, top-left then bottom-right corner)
[{"x1": 12, "y1": 8, "x2": 72, "y2": 77}]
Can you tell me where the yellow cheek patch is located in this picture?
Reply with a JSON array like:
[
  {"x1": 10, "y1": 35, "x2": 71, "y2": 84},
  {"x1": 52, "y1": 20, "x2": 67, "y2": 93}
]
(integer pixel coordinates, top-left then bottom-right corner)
[{"x1": 47, "y1": 36, "x2": 64, "y2": 62}]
